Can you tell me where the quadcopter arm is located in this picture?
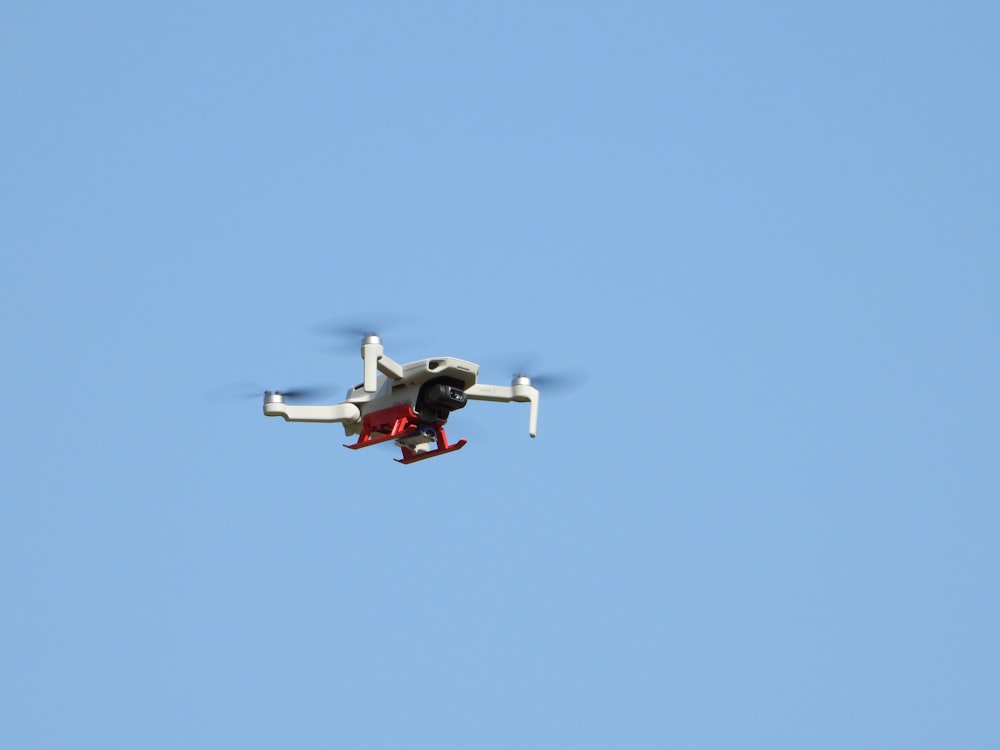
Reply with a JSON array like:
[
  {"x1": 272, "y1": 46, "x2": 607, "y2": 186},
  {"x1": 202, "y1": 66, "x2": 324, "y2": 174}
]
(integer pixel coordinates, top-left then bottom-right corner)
[
  {"x1": 263, "y1": 400, "x2": 362, "y2": 424},
  {"x1": 464, "y1": 381, "x2": 539, "y2": 437},
  {"x1": 361, "y1": 339, "x2": 404, "y2": 391},
  {"x1": 378, "y1": 354, "x2": 404, "y2": 379}
]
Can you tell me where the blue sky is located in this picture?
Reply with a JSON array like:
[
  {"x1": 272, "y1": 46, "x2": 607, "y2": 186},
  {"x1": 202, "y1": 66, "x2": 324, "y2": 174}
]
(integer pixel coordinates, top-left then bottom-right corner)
[{"x1": 2, "y1": 2, "x2": 998, "y2": 748}]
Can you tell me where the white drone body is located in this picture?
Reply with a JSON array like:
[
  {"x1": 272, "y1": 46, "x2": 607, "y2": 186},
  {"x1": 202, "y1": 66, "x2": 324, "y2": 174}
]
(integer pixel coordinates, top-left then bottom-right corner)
[{"x1": 263, "y1": 335, "x2": 539, "y2": 464}]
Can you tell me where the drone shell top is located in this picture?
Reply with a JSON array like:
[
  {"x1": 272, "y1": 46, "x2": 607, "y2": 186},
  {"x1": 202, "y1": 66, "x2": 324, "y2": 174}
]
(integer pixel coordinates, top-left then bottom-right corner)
[{"x1": 344, "y1": 356, "x2": 480, "y2": 399}]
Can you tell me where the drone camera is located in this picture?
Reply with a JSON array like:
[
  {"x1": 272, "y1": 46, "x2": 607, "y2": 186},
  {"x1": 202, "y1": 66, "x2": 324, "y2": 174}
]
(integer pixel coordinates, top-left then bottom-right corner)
[
  {"x1": 416, "y1": 378, "x2": 468, "y2": 421},
  {"x1": 424, "y1": 384, "x2": 468, "y2": 412}
]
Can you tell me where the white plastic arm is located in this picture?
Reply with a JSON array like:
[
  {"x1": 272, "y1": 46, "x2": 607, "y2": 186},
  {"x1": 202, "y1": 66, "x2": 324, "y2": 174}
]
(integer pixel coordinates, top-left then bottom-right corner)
[
  {"x1": 361, "y1": 341, "x2": 404, "y2": 391},
  {"x1": 464, "y1": 382, "x2": 540, "y2": 437},
  {"x1": 377, "y1": 354, "x2": 404, "y2": 379},
  {"x1": 361, "y1": 341, "x2": 381, "y2": 392},
  {"x1": 263, "y1": 401, "x2": 362, "y2": 424}
]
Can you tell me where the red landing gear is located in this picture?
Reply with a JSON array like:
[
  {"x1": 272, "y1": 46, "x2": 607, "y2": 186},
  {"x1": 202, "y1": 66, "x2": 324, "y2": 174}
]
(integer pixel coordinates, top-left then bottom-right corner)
[{"x1": 343, "y1": 403, "x2": 467, "y2": 464}]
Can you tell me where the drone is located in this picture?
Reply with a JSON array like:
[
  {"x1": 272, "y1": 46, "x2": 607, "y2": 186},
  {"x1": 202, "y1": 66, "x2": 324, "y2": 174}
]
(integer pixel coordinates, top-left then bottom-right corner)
[{"x1": 262, "y1": 334, "x2": 540, "y2": 464}]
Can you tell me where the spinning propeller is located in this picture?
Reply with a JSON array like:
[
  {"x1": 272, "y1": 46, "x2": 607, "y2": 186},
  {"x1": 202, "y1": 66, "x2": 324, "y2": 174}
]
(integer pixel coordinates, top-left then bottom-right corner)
[
  {"x1": 221, "y1": 383, "x2": 334, "y2": 402},
  {"x1": 511, "y1": 371, "x2": 584, "y2": 394},
  {"x1": 313, "y1": 318, "x2": 411, "y2": 355},
  {"x1": 261, "y1": 387, "x2": 329, "y2": 401}
]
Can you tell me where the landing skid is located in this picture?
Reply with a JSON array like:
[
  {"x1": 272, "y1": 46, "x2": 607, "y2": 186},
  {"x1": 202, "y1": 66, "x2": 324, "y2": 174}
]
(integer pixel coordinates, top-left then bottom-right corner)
[{"x1": 344, "y1": 403, "x2": 467, "y2": 464}]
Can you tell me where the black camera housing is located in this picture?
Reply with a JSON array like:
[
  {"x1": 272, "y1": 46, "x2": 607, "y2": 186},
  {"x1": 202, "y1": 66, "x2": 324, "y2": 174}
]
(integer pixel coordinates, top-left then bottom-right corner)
[{"x1": 417, "y1": 377, "x2": 468, "y2": 421}]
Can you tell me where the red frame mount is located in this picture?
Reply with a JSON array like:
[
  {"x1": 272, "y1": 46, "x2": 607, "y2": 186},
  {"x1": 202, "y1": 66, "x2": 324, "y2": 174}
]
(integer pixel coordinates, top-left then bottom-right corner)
[{"x1": 343, "y1": 403, "x2": 467, "y2": 464}]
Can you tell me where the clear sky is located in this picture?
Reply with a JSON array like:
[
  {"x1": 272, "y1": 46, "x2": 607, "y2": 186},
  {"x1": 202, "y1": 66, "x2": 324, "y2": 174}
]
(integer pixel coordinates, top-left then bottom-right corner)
[{"x1": 2, "y1": 2, "x2": 998, "y2": 748}]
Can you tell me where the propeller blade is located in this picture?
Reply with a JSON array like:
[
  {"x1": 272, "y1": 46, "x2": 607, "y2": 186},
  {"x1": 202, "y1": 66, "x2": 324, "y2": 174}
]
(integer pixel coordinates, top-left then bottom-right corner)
[
  {"x1": 504, "y1": 366, "x2": 587, "y2": 396},
  {"x1": 311, "y1": 316, "x2": 424, "y2": 354},
  {"x1": 277, "y1": 387, "x2": 330, "y2": 401},
  {"x1": 312, "y1": 316, "x2": 408, "y2": 341},
  {"x1": 317, "y1": 323, "x2": 381, "y2": 339},
  {"x1": 210, "y1": 382, "x2": 335, "y2": 402},
  {"x1": 208, "y1": 381, "x2": 267, "y2": 400},
  {"x1": 523, "y1": 373, "x2": 586, "y2": 393}
]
